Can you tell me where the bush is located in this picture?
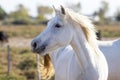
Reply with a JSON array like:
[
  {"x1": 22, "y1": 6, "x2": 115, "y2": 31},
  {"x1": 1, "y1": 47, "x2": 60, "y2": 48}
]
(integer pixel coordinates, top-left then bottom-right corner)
[
  {"x1": 24, "y1": 69, "x2": 36, "y2": 80},
  {"x1": 12, "y1": 19, "x2": 34, "y2": 25},
  {"x1": 19, "y1": 49, "x2": 30, "y2": 54}
]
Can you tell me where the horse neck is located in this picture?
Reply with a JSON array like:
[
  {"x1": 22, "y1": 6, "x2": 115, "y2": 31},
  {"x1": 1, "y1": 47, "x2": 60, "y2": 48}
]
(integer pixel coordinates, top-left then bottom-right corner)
[{"x1": 70, "y1": 25, "x2": 98, "y2": 71}]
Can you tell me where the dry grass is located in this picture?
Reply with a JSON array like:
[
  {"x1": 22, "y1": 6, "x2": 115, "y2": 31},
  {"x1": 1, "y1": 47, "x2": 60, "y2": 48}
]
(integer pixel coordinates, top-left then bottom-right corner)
[
  {"x1": 0, "y1": 46, "x2": 51, "y2": 80},
  {"x1": 96, "y1": 25, "x2": 120, "y2": 38},
  {"x1": 0, "y1": 25, "x2": 45, "y2": 38},
  {"x1": 0, "y1": 45, "x2": 54, "y2": 80}
]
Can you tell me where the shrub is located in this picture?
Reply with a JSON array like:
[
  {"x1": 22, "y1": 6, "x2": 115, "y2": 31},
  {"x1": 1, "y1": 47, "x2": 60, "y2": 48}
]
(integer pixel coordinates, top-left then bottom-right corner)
[
  {"x1": 24, "y1": 69, "x2": 36, "y2": 80},
  {"x1": 19, "y1": 49, "x2": 30, "y2": 54},
  {"x1": 18, "y1": 58, "x2": 36, "y2": 70}
]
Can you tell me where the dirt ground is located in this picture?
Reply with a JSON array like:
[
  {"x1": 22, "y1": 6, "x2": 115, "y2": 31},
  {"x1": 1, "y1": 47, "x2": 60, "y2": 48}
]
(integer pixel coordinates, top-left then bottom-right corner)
[{"x1": 5, "y1": 37, "x2": 32, "y2": 48}]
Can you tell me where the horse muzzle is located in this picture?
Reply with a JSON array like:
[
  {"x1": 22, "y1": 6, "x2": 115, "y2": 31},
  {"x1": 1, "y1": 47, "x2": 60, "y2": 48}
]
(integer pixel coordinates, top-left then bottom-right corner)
[{"x1": 31, "y1": 40, "x2": 46, "y2": 54}]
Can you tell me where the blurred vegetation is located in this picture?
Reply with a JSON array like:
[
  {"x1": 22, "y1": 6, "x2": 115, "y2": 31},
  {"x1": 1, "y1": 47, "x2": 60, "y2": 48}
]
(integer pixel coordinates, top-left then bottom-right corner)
[
  {"x1": 0, "y1": 4, "x2": 53, "y2": 25},
  {"x1": 97, "y1": 25, "x2": 120, "y2": 38},
  {"x1": 0, "y1": 6, "x2": 7, "y2": 20},
  {"x1": 93, "y1": 1, "x2": 109, "y2": 24},
  {"x1": 0, "y1": 2, "x2": 119, "y2": 25},
  {"x1": 8, "y1": 5, "x2": 32, "y2": 25},
  {"x1": 99, "y1": 1, "x2": 109, "y2": 24},
  {"x1": 115, "y1": 8, "x2": 120, "y2": 21},
  {"x1": 37, "y1": 6, "x2": 53, "y2": 22}
]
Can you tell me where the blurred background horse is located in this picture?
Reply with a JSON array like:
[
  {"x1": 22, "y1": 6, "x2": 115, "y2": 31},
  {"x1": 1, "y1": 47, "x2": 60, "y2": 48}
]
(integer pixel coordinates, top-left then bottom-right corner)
[{"x1": 0, "y1": 31, "x2": 9, "y2": 46}]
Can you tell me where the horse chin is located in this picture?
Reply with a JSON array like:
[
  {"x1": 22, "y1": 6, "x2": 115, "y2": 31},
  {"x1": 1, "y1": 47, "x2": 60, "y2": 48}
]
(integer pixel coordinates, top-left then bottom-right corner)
[
  {"x1": 36, "y1": 50, "x2": 46, "y2": 56},
  {"x1": 32, "y1": 49, "x2": 46, "y2": 56},
  {"x1": 41, "y1": 51, "x2": 48, "y2": 56}
]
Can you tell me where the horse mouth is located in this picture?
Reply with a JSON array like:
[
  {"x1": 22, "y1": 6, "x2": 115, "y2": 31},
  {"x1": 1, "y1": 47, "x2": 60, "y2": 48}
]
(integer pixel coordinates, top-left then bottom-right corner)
[
  {"x1": 32, "y1": 46, "x2": 46, "y2": 56},
  {"x1": 32, "y1": 48, "x2": 43, "y2": 53}
]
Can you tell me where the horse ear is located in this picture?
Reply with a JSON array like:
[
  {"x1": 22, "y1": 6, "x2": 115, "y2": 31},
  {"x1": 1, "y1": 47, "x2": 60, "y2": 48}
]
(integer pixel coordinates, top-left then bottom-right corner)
[
  {"x1": 53, "y1": 5, "x2": 57, "y2": 13},
  {"x1": 60, "y1": 5, "x2": 65, "y2": 15}
]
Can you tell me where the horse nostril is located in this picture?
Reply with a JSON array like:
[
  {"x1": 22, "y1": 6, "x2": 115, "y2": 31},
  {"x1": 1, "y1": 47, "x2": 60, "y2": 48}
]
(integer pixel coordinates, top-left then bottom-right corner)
[
  {"x1": 33, "y1": 42, "x2": 37, "y2": 49},
  {"x1": 40, "y1": 45, "x2": 46, "y2": 51}
]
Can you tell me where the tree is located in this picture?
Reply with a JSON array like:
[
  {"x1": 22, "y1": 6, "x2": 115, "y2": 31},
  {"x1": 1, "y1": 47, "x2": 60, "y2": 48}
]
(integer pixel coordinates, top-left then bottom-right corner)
[
  {"x1": 98, "y1": 1, "x2": 109, "y2": 23},
  {"x1": 0, "y1": 6, "x2": 7, "y2": 20},
  {"x1": 37, "y1": 6, "x2": 53, "y2": 22},
  {"x1": 67, "y1": 2, "x2": 81, "y2": 12},
  {"x1": 9, "y1": 4, "x2": 30, "y2": 24},
  {"x1": 101, "y1": 1, "x2": 109, "y2": 14},
  {"x1": 10, "y1": 4, "x2": 29, "y2": 20},
  {"x1": 115, "y1": 8, "x2": 120, "y2": 21}
]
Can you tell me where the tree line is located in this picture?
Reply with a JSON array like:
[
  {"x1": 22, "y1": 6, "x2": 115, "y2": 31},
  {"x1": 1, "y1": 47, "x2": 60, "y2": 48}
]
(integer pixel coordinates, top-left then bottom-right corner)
[
  {"x1": 0, "y1": 4, "x2": 53, "y2": 25},
  {"x1": 0, "y1": 1, "x2": 120, "y2": 25}
]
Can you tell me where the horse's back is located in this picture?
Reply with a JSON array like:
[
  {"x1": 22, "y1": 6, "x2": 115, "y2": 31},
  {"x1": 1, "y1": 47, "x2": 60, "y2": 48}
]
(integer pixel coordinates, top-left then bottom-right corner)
[{"x1": 98, "y1": 38, "x2": 120, "y2": 80}]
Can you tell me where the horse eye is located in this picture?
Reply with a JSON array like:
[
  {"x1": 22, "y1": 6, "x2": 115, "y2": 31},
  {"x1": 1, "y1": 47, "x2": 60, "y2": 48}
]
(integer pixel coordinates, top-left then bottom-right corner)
[{"x1": 55, "y1": 24, "x2": 61, "y2": 28}]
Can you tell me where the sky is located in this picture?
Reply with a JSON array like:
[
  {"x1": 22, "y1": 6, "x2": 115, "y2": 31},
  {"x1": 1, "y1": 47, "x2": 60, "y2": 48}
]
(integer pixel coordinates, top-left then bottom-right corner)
[{"x1": 0, "y1": 0, "x2": 120, "y2": 17}]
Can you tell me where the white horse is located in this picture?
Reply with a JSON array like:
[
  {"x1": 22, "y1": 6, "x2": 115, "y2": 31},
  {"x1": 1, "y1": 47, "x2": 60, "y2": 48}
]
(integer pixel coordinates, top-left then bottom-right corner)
[
  {"x1": 98, "y1": 38, "x2": 120, "y2": 80},
  {"x1": 31, "y1": 6, "x2": 108, "y2": 80}
]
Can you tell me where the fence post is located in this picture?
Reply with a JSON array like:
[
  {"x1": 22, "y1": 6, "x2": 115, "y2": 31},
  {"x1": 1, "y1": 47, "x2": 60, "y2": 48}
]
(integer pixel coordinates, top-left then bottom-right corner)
[
  {"x1": 7, "y1": 44, "x2": 10, "y2": 76},
  {"x1": 36, "y1": 54, "x2": 41, "y2": 80}
]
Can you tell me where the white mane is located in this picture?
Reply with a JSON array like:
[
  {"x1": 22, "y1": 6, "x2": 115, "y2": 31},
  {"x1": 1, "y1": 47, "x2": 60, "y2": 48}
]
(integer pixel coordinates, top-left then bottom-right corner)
[{"x1": 65, "y1": 8, "x2": 99, "y2": 55}]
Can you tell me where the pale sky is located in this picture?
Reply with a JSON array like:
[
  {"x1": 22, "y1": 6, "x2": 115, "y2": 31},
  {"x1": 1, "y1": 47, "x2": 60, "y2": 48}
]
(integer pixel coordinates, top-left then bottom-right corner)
[{"x1": 0, "y1": 0, "x2": 120, "y2": 17}]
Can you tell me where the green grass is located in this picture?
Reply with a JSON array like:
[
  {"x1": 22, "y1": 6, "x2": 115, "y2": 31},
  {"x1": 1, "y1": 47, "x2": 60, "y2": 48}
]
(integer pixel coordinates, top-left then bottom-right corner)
[{"x1": 0, "y1": 75, "x2": 26, "y2": 80}]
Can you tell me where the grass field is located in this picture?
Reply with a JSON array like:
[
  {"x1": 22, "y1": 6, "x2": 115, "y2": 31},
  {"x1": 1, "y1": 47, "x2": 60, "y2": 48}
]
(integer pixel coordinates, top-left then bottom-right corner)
[{"x1": 0, "y1": 24, "x2": 120, "y2": 80}]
